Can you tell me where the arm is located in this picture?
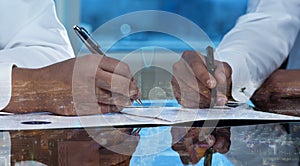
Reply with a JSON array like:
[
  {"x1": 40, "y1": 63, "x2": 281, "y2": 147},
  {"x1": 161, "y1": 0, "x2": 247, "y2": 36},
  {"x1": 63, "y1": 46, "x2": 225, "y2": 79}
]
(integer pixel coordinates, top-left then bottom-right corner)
[
  {"x1": 215, "y1": 0, "x2": 300, "y2": 102},
  {"x1": 0, "y1": 0, "x2": 74, "y2": 110},
  {"x1": 172, "y1": 0, "x2": 300, "y2": 108},
  {"x1": 251, "y1": 69, "x2": 300, "y2": 116},
  {"x1": 5, "y1": 55, "x2": 140, "y2": 115}
]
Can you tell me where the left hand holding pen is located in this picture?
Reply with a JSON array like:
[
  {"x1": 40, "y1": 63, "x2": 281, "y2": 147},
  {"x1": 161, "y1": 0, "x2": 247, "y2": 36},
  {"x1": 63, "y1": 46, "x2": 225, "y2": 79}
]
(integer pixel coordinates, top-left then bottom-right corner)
[{"x1": 171, "y1": 51, "x2": 232, "y2": 108}]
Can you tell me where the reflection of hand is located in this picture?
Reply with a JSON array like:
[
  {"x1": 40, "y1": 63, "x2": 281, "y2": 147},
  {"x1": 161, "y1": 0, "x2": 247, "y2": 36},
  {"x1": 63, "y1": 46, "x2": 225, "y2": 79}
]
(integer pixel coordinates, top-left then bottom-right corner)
[
  {"x1": 171, "y1": 127, "x2": 231, "y2": 165},
  {"x1": 10, "y1": 128, "x2": 140, "y2": 166},
  {"x1": 171, "y1": 51, "x2": 232, "y2": 108},
  {"x1": 5, "y1": 54, "x2": 140, "y2": 115},
  {"x1": 93, "y1": 128, "x2": 140, "y2": 165},
  {"x1": 251, "y1": 70, "x2": 300, "y2": 116}
]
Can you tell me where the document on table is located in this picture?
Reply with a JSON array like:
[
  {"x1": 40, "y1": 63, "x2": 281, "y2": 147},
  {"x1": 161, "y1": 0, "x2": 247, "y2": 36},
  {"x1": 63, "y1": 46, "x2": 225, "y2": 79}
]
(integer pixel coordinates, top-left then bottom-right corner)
[
  {"x1": 121, "y1": 105, "x2": 300, "y2": 123},
  {"x1": 0, "y1": 106, "x2": 300, "y2": 130}
]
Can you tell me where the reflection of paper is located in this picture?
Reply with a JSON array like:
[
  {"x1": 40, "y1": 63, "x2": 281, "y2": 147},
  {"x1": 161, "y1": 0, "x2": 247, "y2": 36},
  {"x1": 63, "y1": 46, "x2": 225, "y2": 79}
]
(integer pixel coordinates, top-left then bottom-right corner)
[
  {"x1": 121, "y1": 106, "x2": 300, "y2": 123},
  {"x1": 0, "y1": 112, "x2": 170, "y2": 130},
  {"x1": 0, "y1": 106, "x2": 300, "y2": 130}
]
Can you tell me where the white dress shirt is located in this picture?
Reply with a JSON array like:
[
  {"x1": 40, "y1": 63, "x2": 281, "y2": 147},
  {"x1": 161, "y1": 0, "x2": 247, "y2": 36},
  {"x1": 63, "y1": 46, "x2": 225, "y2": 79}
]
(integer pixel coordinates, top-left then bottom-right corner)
[
  {"x1": 0, "y1": 0, "x2": 74, "y2": 110},
  {"x1": 215, "y1": 0, "x2": 300, "y2": 102}
]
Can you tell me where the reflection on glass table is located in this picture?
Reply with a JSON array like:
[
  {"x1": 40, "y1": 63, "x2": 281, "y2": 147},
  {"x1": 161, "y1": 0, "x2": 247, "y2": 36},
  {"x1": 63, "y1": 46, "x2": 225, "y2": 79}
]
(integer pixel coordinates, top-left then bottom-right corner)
[
  {"x1": 6, "y1": 128, "x2": 139, "y2": 165},
  {"x1": 0, "y1": 123, "x2": 300, "y2": 165}
]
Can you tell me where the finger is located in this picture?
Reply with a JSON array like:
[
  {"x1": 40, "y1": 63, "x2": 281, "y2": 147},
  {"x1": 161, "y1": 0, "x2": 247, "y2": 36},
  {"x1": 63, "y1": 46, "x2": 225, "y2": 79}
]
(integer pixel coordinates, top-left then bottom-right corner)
[
  {"x1": 172, "y1": 77, "x2": 211, "y2": 108},
  {"x1": 171, "y1": 77, "x2": 182, "y2": 103},
  {"x1": 96, "y1": 88, "x2": 132, "y2": 106},
  {"x1": 216, "y1": 91, "x2": 228, "y2": 106},
  {"x1": 173, "y1": 77, "x2": 211, "y2": 108},
  {"x1": 99, "y1": 104, "x2": 121, "y2": 114},
  {"x1": 75, "y1": 102, "x2": 121, "y2": 115},
  {"x1": 214, "y1": 63, "x2": 233, "y2": 106},
  {"x1": 181, "y1": 51, "x2": 217, "y2": 89},
  {"x1": 213, "y1": 128, "x2": 231, "y2": 153},
  {"x1": 95, "y1": 69, "x2": 139, "y2": 98},
  {"x1": 214, "y1": 64, "x2": 227, "y2": 92},
  {"x1": 173, "y1": 60, "x2": 200, "y2": 92},
  {"x1": 106, "y1": 132, "x2": 140, "y2": 156},
  {"x1": 213, "y1": 136, "x2": 231, "y2": 154},
  {"x1": 99, "y1": 56, "x2": 132, "y2": 79},
  {"x1": 214, "y1": 62, "x2": 232, "y2": 93}
]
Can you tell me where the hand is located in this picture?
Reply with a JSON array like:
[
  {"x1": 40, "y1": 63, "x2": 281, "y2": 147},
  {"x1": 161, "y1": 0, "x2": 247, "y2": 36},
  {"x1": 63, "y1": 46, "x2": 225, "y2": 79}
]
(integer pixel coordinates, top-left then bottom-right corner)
[
  {"x1": 251, "y1": 69, "x2": 300, "y2": 116},
  {"x1": 10, "y1": 128, "x2": 140, "y2": 165},
  {"x1": 5, "y1": 54, "x2": 140, "y2": 115},
  {"x1": 171, "y1": 127, "x2": 231, "y2": 165},
  {"x1": 171, "y1": 51, "x2": 232, "y2": 108},
  {"x1": 89, "y1": 128, "x2": 140, "y2": 164}
]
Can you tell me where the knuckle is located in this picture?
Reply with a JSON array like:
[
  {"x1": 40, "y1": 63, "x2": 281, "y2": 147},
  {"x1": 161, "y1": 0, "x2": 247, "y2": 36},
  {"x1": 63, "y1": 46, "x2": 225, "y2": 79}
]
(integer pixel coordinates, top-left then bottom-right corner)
[
  {"x1": 182, "y1": 50, "x2": 194, "y2": 58},
  {"x1": 121, "y1": 62, "x2": 131, "y2": 73},
  {"x1": 221, "y1": 62, "x2": 232, "y2": 77},
  {"x1": 172, "y1": 62, "x2": 180, "y2": 73}
]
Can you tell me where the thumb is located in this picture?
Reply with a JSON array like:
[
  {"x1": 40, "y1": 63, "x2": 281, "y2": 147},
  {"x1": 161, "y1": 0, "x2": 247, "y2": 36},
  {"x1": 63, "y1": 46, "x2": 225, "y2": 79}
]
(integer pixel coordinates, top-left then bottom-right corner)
[{"x1": 214, "y1": 63, "x2": 231, "y2": 106}]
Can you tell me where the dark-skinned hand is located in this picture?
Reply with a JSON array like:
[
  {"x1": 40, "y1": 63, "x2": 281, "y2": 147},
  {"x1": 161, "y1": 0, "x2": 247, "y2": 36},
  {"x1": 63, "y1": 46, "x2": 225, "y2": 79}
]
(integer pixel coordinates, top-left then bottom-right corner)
[
  {"x1": 171, "y1": 127, "x2": 231, "y2": 165},
  {"x1": 172, "y1": 51, "x2": 232, "y2": 108},
  {"x1": 251, "y1": 69, "x2": 300, "y2": 116},
  {"x1": 5, "y1": 54, "x2": 140, "y2": 115}
]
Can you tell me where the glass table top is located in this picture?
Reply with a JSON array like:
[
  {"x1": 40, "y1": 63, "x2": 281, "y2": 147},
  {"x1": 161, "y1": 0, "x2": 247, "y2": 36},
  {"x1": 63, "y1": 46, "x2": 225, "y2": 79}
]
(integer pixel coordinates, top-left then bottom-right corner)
[{"x1": 1, "y1": 122, "x2": 300, "y2": 166}]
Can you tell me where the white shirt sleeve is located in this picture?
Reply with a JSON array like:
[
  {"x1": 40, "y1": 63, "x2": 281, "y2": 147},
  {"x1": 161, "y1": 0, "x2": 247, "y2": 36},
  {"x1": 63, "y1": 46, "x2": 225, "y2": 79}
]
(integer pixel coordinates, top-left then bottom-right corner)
[
  {"x1": 215, "y1": 0, "x2": 300, "y2": 102},
  {"x1": 0, "y1": 0, "x2": 75, "y2": 110}
]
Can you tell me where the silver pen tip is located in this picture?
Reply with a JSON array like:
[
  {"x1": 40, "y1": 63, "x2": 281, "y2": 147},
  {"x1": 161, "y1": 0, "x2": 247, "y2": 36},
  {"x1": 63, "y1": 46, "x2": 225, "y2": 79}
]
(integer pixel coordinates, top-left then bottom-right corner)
[{"x1": 136, "y1": 99, "x2": 143, "y2": 105}]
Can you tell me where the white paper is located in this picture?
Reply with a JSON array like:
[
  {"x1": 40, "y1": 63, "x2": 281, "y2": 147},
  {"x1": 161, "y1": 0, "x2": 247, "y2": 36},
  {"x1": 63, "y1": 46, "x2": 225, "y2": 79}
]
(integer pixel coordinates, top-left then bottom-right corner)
[{"x1": 0, "y1": 106, "x2": 299, "y2": 130}]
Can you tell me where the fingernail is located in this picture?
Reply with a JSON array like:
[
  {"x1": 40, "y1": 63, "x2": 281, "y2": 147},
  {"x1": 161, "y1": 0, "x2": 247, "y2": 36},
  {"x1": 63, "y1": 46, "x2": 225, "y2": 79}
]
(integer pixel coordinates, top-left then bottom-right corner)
[
  {"x1": 217, "y1": 96, "x2": 227, "y2": 106},
  {"x1": 207, "y1": 79, "x2": 216, "y2": 88}
]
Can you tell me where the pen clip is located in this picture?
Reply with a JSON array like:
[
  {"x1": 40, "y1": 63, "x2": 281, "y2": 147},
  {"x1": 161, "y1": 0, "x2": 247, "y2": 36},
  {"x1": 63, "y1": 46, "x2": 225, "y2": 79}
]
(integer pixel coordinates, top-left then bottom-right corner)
[
  {"x1": 79, "y1": 27, "x2": 100, "y2": 48},
  {"x1": 73, "y1": 25, "x2": 104, "y2": 55}
]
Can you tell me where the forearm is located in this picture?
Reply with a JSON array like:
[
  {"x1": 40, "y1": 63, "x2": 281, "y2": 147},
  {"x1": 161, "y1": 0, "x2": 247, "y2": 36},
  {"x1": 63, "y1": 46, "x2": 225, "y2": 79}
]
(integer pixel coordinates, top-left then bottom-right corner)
[
  {"x1": 0, "y1": 0, "x2": 74, "y2": 111},
  {"x1": 0, "y1": 47, "x2": 72, "y2": 111},
  {"x1": 215, "y1": 0, "x2": 300, "y2": 102},
  {"x1": 251, "y1": 69, "x2": 300, "y2": 116},
  {"x1": 4, "y1": 66, "x2": 73, "y2": 114}
]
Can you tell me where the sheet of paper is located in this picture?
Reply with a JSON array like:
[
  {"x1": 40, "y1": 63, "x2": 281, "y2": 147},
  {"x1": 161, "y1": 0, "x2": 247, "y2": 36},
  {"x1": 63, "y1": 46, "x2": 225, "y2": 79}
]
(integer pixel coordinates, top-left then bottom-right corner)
[
  {"x1": 0, "y1": 106, "x2": 299, "y2": 130},
  {"x1": 121, "y1": 106, "x2": 300, "y2": 123},
  {"x1": 0, "y1": 112, "x2": 170, "y2": 130}
]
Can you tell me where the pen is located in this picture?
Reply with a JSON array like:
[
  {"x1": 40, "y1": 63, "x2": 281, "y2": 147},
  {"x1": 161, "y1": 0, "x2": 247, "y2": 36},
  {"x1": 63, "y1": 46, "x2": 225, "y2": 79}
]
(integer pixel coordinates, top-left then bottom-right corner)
[
  {"x1": 73, "y1": 25, "x2": 142, "y2": 105},
  {"x1": 131, "y1": 128, "x2": 142, "y2": 135},
  {"x1": 204, "y1": 146, "x2": 214, "y2": 166},
  {"x1": 205, "y1": 46, "x2": 217, "y2": 106}
]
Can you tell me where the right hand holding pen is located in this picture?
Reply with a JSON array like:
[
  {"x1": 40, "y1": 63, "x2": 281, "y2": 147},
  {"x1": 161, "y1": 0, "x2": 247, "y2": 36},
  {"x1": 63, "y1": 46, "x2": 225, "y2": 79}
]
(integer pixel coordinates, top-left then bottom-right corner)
[
  {"x1": 73, "y1": 54, "x2": 140, "y2": 115},
  {"x1": 171, "y1": 51, "x2": 232, "y2": 108},
  {"x1": 6, "y1": 54, "x2": 139, "y2": 115}
]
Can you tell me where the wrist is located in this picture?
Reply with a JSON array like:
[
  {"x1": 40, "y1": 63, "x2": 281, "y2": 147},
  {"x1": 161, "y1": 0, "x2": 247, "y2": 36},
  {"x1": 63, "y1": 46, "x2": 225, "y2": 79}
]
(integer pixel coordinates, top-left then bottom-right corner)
[
  {"x1": 5, "y1": 67, "x2": 41, "y2": 113},
  {"x1": 7, "y1": 65, "x2": 74, "y2": 114}
]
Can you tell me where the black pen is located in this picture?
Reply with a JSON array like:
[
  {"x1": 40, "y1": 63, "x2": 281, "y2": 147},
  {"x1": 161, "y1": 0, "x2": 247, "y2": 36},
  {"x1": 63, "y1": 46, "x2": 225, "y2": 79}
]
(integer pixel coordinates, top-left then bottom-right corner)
[
  {"x1": 206, "y1": 46, "x2": 217, "y2": 106},
  {"x1": 73, "y1": 25, "x2": 142, "y2": 105},
  {"x1": 204, "y1": 146, "x2": 214, "y2": 166}
]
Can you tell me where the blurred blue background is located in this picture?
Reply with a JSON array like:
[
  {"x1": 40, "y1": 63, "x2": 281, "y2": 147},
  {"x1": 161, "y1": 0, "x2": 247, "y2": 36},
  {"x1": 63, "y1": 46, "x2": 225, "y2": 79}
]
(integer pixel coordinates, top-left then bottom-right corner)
[
  {"x1": 55, "y1": 0, "x2": 248, "y2": 53},
  {"x1": 80, "y1": 0, "x2": 247, "y2": 48}
]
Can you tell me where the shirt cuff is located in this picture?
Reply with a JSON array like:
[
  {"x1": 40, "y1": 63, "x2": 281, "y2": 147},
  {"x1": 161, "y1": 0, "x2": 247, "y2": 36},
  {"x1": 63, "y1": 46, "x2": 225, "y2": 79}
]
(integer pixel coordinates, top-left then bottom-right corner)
[
  {"x1": 0, "y1": 63, "x2": 14, "y2": 110},
  {"x1": 215, "y1": 49, "x2": 259, "y2": 102}
]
